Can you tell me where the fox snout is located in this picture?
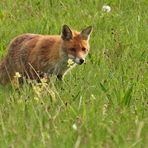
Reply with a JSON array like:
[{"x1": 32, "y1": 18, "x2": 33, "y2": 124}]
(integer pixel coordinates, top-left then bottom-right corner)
[
  {"x1": 75, "y1": 57, "x2": 85, "y2": 65},
  {"x1": 68, "y1": 54, "x2": 85, "y2": 65}
]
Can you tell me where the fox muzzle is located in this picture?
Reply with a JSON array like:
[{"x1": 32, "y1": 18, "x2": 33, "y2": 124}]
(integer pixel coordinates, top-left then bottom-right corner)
[
  {"x1": 75, "y1": 57, "x2": 85, "y2": 65},
  {"x1": 68, "y1": 54, "x2": 85, "y2": 65}
]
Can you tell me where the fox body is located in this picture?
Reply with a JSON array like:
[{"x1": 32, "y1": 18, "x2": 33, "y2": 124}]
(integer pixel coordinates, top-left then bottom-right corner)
[{"x1": 0, "y1": 25, "x2": 92, "y2": 85}]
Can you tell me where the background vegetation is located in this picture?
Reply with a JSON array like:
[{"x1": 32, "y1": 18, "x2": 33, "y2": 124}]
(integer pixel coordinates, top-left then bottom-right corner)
[{"x1": 0, "y1": 0, "x2": 147, "y2": 147}]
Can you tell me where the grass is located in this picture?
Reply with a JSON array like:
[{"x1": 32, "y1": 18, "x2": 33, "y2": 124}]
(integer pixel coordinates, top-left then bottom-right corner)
[{"x1": 0, "y1": 0, "x2": 148, "y2": 147}]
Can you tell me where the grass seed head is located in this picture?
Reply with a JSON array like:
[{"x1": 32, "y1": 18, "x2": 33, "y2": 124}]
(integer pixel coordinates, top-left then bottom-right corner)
[{"x1": 102, "y1": 5, "x2": 111, "y2": 12}]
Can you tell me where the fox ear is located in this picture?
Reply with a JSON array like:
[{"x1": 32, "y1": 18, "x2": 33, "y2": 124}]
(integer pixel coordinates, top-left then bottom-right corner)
[
  {"x1": 61, "y1": 25, "x2": 72, "y2": 40},
  {"x1": 80, "y1": 26, "x2": 93, "y2": 40}
]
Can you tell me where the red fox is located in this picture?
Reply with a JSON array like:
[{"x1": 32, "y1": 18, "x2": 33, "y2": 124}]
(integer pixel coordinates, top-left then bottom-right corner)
[{"x1": 0, "y1": 25, "x2": 92, "y2": 85}]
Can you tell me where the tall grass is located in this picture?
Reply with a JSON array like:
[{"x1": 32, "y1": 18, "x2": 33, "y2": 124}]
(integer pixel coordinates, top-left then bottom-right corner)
[{"x1": 0, "y1": 0, "x2": 147, "y2": 147}]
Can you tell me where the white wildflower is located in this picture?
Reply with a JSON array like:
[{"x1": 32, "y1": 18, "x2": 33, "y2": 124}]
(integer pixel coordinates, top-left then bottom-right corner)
[
  {"x1": 102, "y1": 5, "x2": 111, "y2": 13},
  {"x1": 72, "y1": 123, "x2": 77, "y2": 131}
]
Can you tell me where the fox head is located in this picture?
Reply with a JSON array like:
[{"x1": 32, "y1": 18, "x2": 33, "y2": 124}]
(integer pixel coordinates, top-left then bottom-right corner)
[{"x1": 61, "y1": 25, "x2": 93, "y2": 65}]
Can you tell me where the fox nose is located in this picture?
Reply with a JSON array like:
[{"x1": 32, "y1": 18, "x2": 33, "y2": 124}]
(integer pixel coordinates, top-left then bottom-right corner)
[
  {"x1": 79, "y1": 58, "x2": 85, "y2": 64},
  {"x1": 75, "y1": 57, "x2": 85, "y2": 65}
]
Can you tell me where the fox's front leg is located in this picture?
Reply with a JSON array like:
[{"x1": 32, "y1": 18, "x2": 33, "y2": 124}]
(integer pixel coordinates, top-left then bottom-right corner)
[
  {"x1": 57, "y1": 74, "x2": 64, "y2": 80},
  {"x1": 56, "y1": 68, "x2": 68, "y2": 81},
  {"x1": 57, "y1": 64, "x2": 76, "y2": 81},
  {"x1": 56, "y1": 66, "x2": 68, "y2": 81}
]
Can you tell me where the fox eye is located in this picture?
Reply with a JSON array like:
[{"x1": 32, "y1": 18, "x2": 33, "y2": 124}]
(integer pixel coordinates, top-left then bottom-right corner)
[
  {"x1": 69, "y1": 48, "x2": 76, "y2": 52},
  {"x1": 82, "y1": 47, "x2": 86, "y2": 51}
]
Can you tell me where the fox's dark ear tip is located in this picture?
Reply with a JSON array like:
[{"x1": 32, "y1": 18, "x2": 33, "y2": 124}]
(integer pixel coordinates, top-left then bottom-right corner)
[
  {"x1": 61, "y1": 24, "x2": 72, "y2": 40},
  {"x1": 88, "y1": 25, "x2": 93, "y2": 30},
  {"x1": 62, "y1": 24, "x2": 67, "y2": 27},
  {"x1": 62, "y1": 24, "x2": 69, "y2": 29}
]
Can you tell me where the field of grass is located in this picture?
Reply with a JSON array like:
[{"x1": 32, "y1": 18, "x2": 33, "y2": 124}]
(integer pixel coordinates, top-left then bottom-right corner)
[{"x1": 0, "y1": 0, "x2": 148, "y2": 147}]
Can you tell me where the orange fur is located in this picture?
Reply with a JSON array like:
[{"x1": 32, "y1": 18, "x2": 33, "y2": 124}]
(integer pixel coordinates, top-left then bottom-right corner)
[{"x1": 0, "y1": 25, "x2": 92, "y2": 85}]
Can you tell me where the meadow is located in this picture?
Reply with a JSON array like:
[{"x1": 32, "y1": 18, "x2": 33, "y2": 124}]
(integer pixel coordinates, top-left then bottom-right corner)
[{"x1": 0, "y1": 0, "x2": 148, "y2": 147}]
